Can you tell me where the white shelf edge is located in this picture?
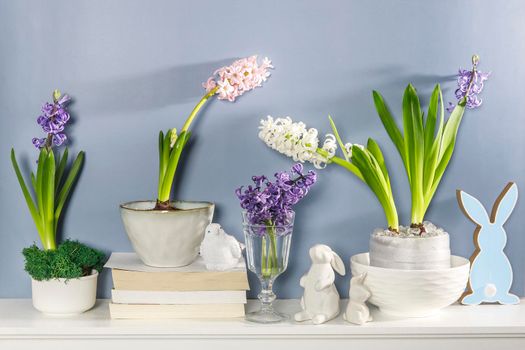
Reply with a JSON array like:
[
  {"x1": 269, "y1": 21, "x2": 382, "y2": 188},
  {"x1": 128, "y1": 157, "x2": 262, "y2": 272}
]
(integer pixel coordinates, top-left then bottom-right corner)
[{"x1": 0, "y1": 299, "x2": 523, "y2": 340}]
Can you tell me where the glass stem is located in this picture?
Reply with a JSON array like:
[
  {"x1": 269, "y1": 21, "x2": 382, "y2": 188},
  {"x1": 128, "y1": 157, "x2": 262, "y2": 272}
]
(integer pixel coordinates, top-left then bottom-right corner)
[{"x1": 258, "y1": 278, "x2": 276, "y2": 313}]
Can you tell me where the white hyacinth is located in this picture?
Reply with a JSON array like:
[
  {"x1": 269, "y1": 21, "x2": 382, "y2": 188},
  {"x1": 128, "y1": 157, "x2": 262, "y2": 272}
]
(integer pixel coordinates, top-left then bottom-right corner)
[
  {"x1": 344, "y1": 142, "x2": 365, "y2": 158},
  {"x1": 259, "y1": 116, "x2": 336, "y2": 169}
]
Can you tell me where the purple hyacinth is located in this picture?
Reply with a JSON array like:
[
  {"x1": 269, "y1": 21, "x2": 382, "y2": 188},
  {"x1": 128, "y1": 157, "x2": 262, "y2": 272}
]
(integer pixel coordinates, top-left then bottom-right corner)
[
  {"x1": 32, "y1": 91, "x2": 71, "y2": 149},
  {"x1": 447, "y1": 55, "x2": 490, "y2": 112},
  {"x1": 236, "y1": 163, "x2": 317, "y2": 228}
]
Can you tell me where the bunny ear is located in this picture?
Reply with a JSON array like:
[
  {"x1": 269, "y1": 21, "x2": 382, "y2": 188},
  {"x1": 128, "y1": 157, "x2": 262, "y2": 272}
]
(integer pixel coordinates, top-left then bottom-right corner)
[
  {"x1": 457, "y1": 189, "x2": 490, "y2": 226},
  {"x1": 331, "y1": 251, "x2": 346, "y2": 276},
  {"x1": 491, "y1": 182, "x2": 518, "y2": 225}
]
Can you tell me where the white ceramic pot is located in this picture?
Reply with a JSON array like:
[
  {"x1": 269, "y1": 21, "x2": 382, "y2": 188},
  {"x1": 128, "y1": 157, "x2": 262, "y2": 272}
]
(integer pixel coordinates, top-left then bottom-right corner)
[
  {"x1": 369, "y1": 230, "x2": 451, "y2": 270},
  {"x1": 120, "y1": 200, "x2": 215, "y2": 267},
  {"x1": 351, "y1": 253, "x2": 469, "y2": 318},
  {"x1": 31, "y1": 270, "x2": 98, "y2": 315}
]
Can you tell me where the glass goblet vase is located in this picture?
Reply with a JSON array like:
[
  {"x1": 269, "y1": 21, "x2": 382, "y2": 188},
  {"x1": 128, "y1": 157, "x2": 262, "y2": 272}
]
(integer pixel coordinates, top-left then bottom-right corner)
[{"x1": 242, "y1": 211, "x2": 294, "y2": 323}]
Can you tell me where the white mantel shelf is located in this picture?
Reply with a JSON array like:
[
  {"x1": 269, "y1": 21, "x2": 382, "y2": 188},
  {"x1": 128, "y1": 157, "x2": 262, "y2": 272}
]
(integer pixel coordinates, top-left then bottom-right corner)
[{"x1": 0, "y1": 299, "x2": 524, "y2": 350}]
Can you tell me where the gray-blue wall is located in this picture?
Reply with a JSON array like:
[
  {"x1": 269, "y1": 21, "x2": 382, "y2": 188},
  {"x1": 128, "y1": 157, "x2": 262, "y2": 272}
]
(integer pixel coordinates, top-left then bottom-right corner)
[{"x1": 1, "y1": 0, "x2": 524, "y2": 299}]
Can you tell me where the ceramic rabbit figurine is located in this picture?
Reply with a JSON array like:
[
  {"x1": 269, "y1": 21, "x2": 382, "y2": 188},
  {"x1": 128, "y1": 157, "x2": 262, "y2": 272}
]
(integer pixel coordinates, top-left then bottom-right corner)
[
  {"x1": 343, "y1": 273, "x2": 372, "y2": 325},
  {"x1": 457, "y1": 182, "x2": 520, "y2": 305},
  {"x1": 200, "y1": 223, "x2": 245, "y2": 271},
  {"x1": 294, "y1": 244, "x2": 346, "y2": 324}
]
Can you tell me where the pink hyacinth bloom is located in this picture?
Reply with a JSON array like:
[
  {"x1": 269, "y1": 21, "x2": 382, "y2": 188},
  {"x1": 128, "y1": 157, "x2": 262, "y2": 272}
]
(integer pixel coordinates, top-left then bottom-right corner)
[
  {"x1": 203, "y1": 55, "x2": 273, "y2": 101},
  {"x1": 202, "y1": 77, "x2": 217, "y2": 92}
]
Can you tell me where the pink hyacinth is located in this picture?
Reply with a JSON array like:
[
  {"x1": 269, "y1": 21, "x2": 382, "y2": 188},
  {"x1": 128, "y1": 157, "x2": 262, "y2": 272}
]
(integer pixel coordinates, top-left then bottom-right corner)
[{"x1": 203, "y1": 56, "x2": 273, "y2": 102}]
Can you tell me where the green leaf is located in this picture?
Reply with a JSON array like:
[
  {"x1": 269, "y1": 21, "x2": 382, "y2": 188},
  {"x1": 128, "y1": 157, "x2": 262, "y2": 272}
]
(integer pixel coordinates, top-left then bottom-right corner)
[
  {"x1": 324, "y1": 153, "x2": 365, "y2": 182},
  {"x1": 163, "y1": 131, "x2": 171, "y2": 170},
  {"x1": 352, "y1": 146, "x2": 398, "y2": 229},
  {"x1": 36, "y1": 148, "x2": 47, "y2": 226},
  {"x1": 373, "y1": 90, "x2": 406, "y2": 167},
  {"x1": 11, "y1": 149, "x2": 43, "y2": 235},
  {"x1": 158, "y1": 131, "x2": 191, "y2": 202},
  {"x1": 424, "y1": 85, "x2": 440, "y2": 154},
  {"x1": 55, "y1": 151, "x2": 84, "y2": 227},
  {"x1": 423, "y1": 86, "x2": 444, "y2": 196},
  {"x1": 438, "y1": 101, "x2": 465, "y2": 163},
  {"x1": 158, "y1": 130, "x2": 165, "y2": 198},
  {"x1": 30, "y1": 172, "x2": 37, "y2": 192},
  {"x1": 328, "y1": 115, "x2": 349, "y2": 161},
  {"x1": 55, "y1": 148, "x2": 69, "y2": 192},
  {"x1": 429, "y1": 102, "x2": 466, "y2": 200},
  {"x1": 366, "y1": 138, "x2": 390, "y2": 188},
  {"x1": 402, "y1": 84, "x2": 425, "y2": 223}
]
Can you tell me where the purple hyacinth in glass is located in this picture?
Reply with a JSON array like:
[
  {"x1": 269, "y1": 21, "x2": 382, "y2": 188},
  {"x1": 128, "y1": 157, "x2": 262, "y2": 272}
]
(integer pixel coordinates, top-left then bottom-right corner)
[
  {"x1": 32, "y1": 90, "x2": 71, "y2": 149},
  {"x1": 236, "y1": 164, "x2": 317, "y2": 323},
  {"x1": 447, "y1": 55, "x2": 490, "y2": 113}
]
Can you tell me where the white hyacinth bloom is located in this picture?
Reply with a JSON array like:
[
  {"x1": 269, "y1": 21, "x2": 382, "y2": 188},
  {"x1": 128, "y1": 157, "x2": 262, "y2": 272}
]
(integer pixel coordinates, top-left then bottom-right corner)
[
  {"x1": 259, "y1": 115, "x2": 337, "y2": 169},
  {"x1": 344, "y1": 142, "x2": 365, "y2": 158},
  {"x1": 170, "y1": 128, "x2": 178, "y2": 148}
]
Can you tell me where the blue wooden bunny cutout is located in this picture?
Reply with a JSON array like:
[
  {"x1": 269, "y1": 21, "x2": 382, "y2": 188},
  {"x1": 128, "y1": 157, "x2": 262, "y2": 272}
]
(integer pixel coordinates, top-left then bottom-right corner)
[{"x1": 457, "y1": 182, "x2": 520, "y2": 305}]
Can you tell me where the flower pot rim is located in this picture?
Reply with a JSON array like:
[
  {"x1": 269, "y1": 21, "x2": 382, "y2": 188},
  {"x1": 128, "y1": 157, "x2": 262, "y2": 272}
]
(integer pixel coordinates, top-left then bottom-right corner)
[
  {"x1": 351, "y1": 252, "x2": 469, "y2": 273},
  {"x1": 120, "y1": 200, "x2": 215, "y2": 213},
  {"x1": 31, "y1": 269, "x2": 99, "y2": 283},
  {"x1": 371, "y1": 232, "x2": 447, "y2": 240}
]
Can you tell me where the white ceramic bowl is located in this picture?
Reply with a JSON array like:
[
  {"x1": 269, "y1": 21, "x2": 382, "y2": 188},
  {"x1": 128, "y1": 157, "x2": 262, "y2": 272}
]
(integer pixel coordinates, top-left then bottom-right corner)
[
  {"x1": 351, "y1": 253, "x2": 470, "y2": 317},
  {"x1": 120, "y1": 200, "x2": 214, "y2": 267},
  {"x1": 32, "y1": 270, "x2": 98, "y2": 316}
]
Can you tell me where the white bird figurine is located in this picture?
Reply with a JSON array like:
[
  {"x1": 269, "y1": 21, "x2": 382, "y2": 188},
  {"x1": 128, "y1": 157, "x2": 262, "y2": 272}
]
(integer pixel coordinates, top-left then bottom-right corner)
[{"x1": 200, "y1": 223, "x2": 245, "y2": 271}]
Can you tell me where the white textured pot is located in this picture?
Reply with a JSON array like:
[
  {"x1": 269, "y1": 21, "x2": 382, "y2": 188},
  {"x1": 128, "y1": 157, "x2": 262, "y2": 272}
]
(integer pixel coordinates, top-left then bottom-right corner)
[
  {"x1": 351, "y1": 253, "x2": 469, "y2": 318},
  {"x1": 31, "y1": 270, "x2": 98, "y2": 316},
  {"x1": 369, "y1": 229, "x2": 451, "y2": 270},
  {"x1": 120, "y1": 200, "x2": 215, "y2": 267}
]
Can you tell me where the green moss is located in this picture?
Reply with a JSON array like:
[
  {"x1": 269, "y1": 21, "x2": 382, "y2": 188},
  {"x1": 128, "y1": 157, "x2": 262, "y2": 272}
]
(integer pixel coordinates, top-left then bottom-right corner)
[{"x1": 23, "y1": 240, "x2": 106, "y2": 281}]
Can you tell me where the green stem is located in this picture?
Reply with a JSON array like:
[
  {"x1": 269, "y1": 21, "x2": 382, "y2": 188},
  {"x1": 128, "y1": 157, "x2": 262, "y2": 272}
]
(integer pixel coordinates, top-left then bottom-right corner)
[
  {"x1": 262, "y1": 222, "x2": 279, "y2": 278},
  {"x1": 316, "y1": 149, "x2": 365, "y2": 182},
  {"x1": 181, "y1": 87, "x2": 218, "y2": 133},
  {"x1": 261, "y1": 236, "x2": 269, "y2": 278},
  {"x1": 42, "y1": 233, "x2": 57, "y2": 250}
]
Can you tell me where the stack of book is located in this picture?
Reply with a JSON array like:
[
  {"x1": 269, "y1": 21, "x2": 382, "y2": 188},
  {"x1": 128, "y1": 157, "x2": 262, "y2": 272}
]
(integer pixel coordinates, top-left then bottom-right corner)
[{"x1": 105, "y1": 253, "x2": 249, "y2": 319}]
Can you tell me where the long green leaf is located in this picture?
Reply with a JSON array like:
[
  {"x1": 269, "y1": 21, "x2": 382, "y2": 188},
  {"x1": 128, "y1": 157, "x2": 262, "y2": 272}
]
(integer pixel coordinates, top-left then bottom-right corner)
[
  {"x1": 373, "y1": 90, "x2": 407, "y2": 167},
  {"x1": 352, "y1": 146, "x2": 398, "y2": 229},
  {"x1": 423, "y1": 86, "x2": 444, "y2": 196},
  {"x1": 55, "y1": 151, "x2": 84, "y2": 226},
  {"x1": 11, "y1": 149, "x2": 43, "y2": 235},
  {"x1": 158, "y1": 130, "x2": 172, "y2": 197},
  {"x1": 429, "y1": 102, "x2": 466, "y2": 202},
  {"x1": 403, "y1": 85, "x2": 425, "y2": 223},
  {"x1": 30, "y1": 172, "x2": 37, "y2": 192},
  {"x1": 424, "y1": 85, "x2": 440, "y2": 154},
  {"x1": 55, "y1": 147, "x2": 69, "y2": 192},
  {"x1": 158, "y1": 131, "x2": 165, "y2": 198},
  {"x1": 163, "y1": 131, "x2": 171, "y2": 174},
  {"x1": 36, "y1": 149, "x2": 47, "y2": 219},
  {"x1": 438, "y1": 99, "x2": 466, "y2": 163},
  {"x1": 366, "y1": 138, "x2": 390, "y2": 188}
]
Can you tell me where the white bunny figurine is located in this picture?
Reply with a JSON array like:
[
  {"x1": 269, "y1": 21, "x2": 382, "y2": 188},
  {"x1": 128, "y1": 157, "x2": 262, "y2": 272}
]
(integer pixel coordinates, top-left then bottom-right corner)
[
  {"x1": 343, "y1": 273, "x2": 372, "y2": 325},
  {"x1": 200, "y1": 223, "x2": 245, "y2": 271},
  {"x1": 294, "y1": 244, "x2": 346, "y2": 325}
]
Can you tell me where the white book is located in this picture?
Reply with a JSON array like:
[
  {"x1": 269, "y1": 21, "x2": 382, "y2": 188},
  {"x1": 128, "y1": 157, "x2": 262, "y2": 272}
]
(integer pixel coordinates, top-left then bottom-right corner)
[
  {"x1": 111, "y1": 289, "x2": 247, "y2": 305},
  {"x1": 104, "y1": 252, "x2": 246, "y2": 272}
]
